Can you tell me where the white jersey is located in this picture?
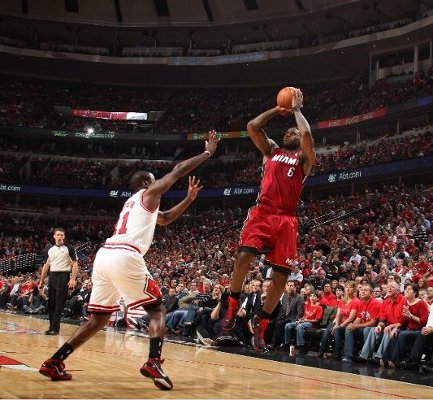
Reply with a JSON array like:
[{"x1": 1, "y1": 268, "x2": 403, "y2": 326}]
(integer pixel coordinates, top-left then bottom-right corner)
[{"x1": 105, "y1": 189, "x2": 159, "y2": 255}]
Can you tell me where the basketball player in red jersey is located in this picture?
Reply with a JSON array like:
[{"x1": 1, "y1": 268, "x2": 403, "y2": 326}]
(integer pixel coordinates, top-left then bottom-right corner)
[
  {"x1": 222, "y1": 89, "x2": 315, "y2": 351},
  {"x1": 39, "y1": 132, "x2": 219, "y2": 390}
]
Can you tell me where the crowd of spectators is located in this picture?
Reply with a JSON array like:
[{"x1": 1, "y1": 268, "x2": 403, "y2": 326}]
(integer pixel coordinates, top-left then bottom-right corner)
[
  {"x1": 1, "y1": 129, "x2": 432, "y2": 188},
  {"x1": 1, "y1": 70, "x2": 432, "y2": 135},
  {"x1": 1, "y1": 182, "x2": 433, "y2": 371},
  {"x1": 313, "y1": 130, "x2": 433, "y2": 175},
  {"x1": 1, "y1": 72, "x2": 433, "y2": 373},
  {"x1": 40, "y1": 159, "x2": 115, "y2": 188}
]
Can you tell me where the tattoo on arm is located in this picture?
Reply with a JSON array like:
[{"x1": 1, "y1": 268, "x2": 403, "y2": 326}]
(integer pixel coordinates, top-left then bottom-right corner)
[{"x1": 293, "y1": 107, "x2": 311, "y2": 135}]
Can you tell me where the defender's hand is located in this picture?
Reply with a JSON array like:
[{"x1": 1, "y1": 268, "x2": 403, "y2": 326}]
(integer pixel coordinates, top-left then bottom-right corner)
[{"x1": 187, "y1": 176, "x2": 203, "y2": 201}]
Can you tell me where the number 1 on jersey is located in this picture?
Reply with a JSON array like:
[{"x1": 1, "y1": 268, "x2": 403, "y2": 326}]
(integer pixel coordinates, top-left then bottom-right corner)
[{"x1": 114, "y1": 211, "x2": 129, "y2": 235}]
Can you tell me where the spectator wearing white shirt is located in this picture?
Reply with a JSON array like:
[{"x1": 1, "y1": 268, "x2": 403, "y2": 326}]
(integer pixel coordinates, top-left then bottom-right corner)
[
  {"x1": 349, "y1": 249, "x2": 362, "y2": 265},
  {"x1": 395, "y1": 220, "x2": 408, "y2": 244},
  {"x1": 288, "y1": 266, "x2": 303, "y2": 285},
  {"x1": 397, "y1": 265, "x2": 413, "y2": 291}
]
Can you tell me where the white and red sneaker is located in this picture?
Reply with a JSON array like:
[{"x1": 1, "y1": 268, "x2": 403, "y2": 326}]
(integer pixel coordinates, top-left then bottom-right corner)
[{"x1": 140, "y1": 358, "x2": 173, "y2": 390}]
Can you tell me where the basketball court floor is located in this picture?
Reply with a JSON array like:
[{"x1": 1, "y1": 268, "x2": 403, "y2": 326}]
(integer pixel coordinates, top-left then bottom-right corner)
[{"x1": 1, "y1": 312, "x2": 432, "y2": 399}]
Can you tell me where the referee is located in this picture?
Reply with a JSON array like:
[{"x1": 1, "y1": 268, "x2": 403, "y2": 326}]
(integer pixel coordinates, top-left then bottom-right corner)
[{"x1": 39, "y1": 228, "x2": 78, "y2": 335}]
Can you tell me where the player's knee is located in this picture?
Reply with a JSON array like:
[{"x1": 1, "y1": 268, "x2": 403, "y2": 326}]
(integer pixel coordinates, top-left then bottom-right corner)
[
  {"x1": 270, "y1": 267, "x2": 290, "y2": 290},
  {"x1": 237, "y1": 251, "x2": 255, "y2": 265},
  {"x1": 144, "y1": 299, "x2": 164, "y2": 314},
  {"x1": 272, "y1": 265, "x2": 290, "y2": 277}
]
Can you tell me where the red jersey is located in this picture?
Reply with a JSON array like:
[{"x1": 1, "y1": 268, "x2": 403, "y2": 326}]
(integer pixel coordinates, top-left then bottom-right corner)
[
  {"x1": 379, "y1": 293, "x2": 406, "y2": 325},
  {"x1": 339, "y1": 297, "x2": 361, "y2": 319},
  {"x1": 303, "y1": 302, "x2": 323, "y2": 322},
  {"x1": 416, "y1": 261, "x2": 429, "y2": 275},
  {"x1": 323, "y1": 292, "x2": 337, "y2": 305},
  {"x1": 258, "y1": 148, "x2": 304, "y2": 215},
  {"x1": 403, "y1": 300, "x2": 429, "y2": 330},
  {"x1": 357, "y1": 297, "x2": 381, "y2": 323}
]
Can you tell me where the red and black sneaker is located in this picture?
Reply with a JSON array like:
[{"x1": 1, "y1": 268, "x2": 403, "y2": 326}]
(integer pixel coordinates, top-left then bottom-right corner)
[
  {"x1": 140, "y1": 358, "x2": 173, "y2": 390},
  {"x1": 221, "y1": 297, "x2": 239, "y2": 331},
  {"x1": 250, "y1": 315, "x2": 269, "y2": 352},
  {"x1": 39, "y1": 358, "x2": 72, "y2": 381}
]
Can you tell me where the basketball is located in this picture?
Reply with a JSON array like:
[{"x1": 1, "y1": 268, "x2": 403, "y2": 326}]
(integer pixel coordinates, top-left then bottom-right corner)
[{"x1": 276, "y1": 86, "x2": 295, "y2": 109}]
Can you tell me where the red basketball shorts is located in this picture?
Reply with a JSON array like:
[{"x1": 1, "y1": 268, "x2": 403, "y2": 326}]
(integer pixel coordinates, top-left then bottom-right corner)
[{"x1": 239, "y1": 205, "x2": 298, "y2": 270}]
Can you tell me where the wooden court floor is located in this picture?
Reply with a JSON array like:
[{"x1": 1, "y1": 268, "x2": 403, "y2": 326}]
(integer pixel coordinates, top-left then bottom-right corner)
[{"x1": 1, "y1": 312, "x2": 433, "y2": 399}]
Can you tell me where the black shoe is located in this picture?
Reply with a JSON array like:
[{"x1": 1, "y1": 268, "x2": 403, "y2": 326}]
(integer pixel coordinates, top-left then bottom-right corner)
[
  {"x1": 278, "y1": 344, "x2": 290, "y2": 352},
  {"x1": 369, "y1": 357, "x2": 381, "y2": 366},
  {"x1": 401, "y1": 360, "x2": 419, "y2": 371},
  {"x1": 352, "y1": 355, "x2": 368, "y2": 364},
  {"x1": 420, "y1": 364, "x2": 433, "y2": 374},
  {"x1": 296, "y1": 345, "x2": 308, "y2": 355},
  {"x1": 45, "y1": 330, "x2": 59, "y2": 335},
  {"x1": 263, "y1": 345, "x2": 276, "y2": 353}
]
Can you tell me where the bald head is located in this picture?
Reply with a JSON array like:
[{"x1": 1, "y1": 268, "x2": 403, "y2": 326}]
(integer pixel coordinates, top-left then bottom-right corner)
[{"x1": 130, "y1": 171, "x2": 155, "y2": 192}]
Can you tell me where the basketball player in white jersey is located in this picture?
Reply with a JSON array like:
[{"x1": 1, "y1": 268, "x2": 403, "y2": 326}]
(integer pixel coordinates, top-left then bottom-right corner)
[{"x1": 39, "y1": 132, "x2": 219, "y2": 390}]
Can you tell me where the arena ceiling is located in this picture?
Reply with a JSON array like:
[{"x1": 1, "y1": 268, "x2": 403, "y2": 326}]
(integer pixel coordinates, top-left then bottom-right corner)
[
  {"x1": 1, "y1": 0, "x2": 432, "y2": 48},
  {"x1": 0, "y1": 0, "x2": 432, "y2": 86}
]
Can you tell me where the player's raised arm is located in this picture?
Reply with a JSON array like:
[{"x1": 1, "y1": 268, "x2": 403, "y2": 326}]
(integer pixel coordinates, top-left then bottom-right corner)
[
  {"x1": 247, "y1": 107, "x2": 292, "y2": 160},
  {"x1": 143, "y1": 131, "x2": 219, "y2": 210},
  {"x1": 292, "y1": 89, "x2": 316, "y2": 176},
  {"x1": 157, "y1": 176, "x2": 203, "y2": 226}
]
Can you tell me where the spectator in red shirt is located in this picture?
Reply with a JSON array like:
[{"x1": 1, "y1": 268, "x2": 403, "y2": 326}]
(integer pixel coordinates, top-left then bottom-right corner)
[
  {"x1": 411, "y1": 266, "x2": 423, "y2": 284},
  {"x1": 321, "y1": 282, "x2": 336, "y2": 306},
  {"x1": 342, "y1": 284, "x2": 381, "y2": 362},
  {"x1": 382, "y1": 283, "x2": 429, "y2": 368},
  {"x1": 356, "y1": 281, "x2": 406, "y2": 362},
  {"x1": 416, "y1": 254, "x2": 430, "y2": 275},
  {"x1": 318, "y1": 280, "x2": 360, "y2": 359},
  {"x1": 334, "y1": 285, "x2": 345, "y2": 307},
  {"x1": 423, "y1": 262, "x2": 433, "y2": 287},
  {"x1": 283, "y1": 291, "x2": 323, "y2": 353}
]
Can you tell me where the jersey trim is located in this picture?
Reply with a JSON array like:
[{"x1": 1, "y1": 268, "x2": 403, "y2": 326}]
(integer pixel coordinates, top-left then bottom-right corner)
[
  {"x1": 65, "y1": 244, "x2": 78, "y2": 261},
  {"x1": 267, "y1": 263, "x2": 292, "y2": 275},
  {"x1": 239, "y1": 245, "x2": 271, "y2": 254},
  {"x1": 88, "y1": 304, "x2": 121, "y2": 313},
  {"x1": 140, "y1": 190, "x2": 159, "y2": 213},
  {"x1": 103, "y1": 242, "x2": 142, "y2": 254},
  {"x1": 127, "y1": 296, "x2": 160, "y2": 309}
]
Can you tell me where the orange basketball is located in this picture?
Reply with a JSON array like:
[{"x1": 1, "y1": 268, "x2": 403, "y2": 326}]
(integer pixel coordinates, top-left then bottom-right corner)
[{"x1": 276, "y1": 87, "x2": 295, "y2": 109}]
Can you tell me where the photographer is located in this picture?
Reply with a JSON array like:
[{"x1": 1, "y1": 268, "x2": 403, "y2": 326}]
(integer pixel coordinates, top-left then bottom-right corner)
[
  {"x1": 196, "y1": 285, "x2": 229, "y2": 346},
  {"x1": 181, "y1": 280, "x2": 215, "y2": 335},
  {"x1": 23, "y1": 284, "x2": 48, "y2": 314},
  {"x1": 63, "y1": 279, "x2": 92, "y2": 319}
]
